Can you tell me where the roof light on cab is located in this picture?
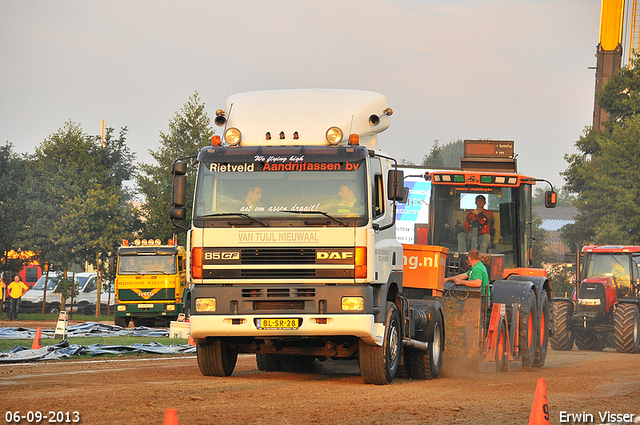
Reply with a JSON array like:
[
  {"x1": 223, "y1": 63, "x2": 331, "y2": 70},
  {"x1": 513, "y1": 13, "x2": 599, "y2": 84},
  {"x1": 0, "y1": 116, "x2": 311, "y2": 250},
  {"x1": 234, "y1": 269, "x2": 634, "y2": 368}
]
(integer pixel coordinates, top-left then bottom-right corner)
[
  {"x1": 326, "y1": 127, "x2": 343, "y2": 145},
  {"x1": 349, "y1": 134, "x2": 359, "y2": 146},
  {"x1": 225, "y1": 128, "x2": 242, "y2": 146},
  {"x1": 211, "y1": 135, "x2": 221, "y2": 146}
]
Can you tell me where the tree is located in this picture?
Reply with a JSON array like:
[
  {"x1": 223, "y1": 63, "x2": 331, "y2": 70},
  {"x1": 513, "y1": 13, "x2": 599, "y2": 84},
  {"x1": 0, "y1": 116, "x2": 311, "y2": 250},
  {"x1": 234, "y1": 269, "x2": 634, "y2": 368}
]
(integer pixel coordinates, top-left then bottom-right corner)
[
  {"x1": 20, "y1": 121, "x2": 137, "y2": 310},
  {"x1": 562, "y1": 53, "x2": 640, "y2": 247},
  {"x1": 422, "y1": 141, "x2": 444, "y2": 168},
  {"x1": 439, "y1": 139, "x2": 464, "y2": 169},
  {"x1": 0, "y1": 143, "x2": 28, "y2": 281},
  {"x1": 596, "y1": 53, "x2": 640, "y2": 124},
  {"x1": 137, "y1": 92, "x2": 214, "y2": 245}
]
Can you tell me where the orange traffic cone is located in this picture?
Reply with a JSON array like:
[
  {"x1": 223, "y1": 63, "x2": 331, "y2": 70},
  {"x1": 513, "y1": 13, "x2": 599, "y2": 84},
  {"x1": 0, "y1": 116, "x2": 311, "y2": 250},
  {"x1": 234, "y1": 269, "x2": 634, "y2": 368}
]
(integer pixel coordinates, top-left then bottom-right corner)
[
  {"x1": 163, "y1": 409, "x2": 178, "y2": 425},
  {"x1": 31, "y1": 326, "x2": 42, "y2": 350},
  {"x1": 528, "y1": 378, "x2": 550, "y2": 425},
  {"x1": 188, "y1": 335, "x2": 195, "y2": 346}
]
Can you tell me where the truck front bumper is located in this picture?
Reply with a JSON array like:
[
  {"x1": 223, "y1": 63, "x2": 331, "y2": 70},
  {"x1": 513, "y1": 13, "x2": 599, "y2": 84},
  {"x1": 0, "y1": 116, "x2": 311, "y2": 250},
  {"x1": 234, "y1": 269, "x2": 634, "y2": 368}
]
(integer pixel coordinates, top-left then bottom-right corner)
[{"x1": 189, "y1": 313, "x2": 384, "y2": 346}]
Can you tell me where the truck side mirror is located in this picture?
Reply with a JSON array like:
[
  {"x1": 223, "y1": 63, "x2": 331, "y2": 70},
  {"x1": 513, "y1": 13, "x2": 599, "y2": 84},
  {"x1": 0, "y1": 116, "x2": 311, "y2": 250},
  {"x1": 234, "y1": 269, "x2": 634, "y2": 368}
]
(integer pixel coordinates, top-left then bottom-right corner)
[
  {"x1": 545, "y1": 190, "x2": 557, "y2": 208},
  {"x1": 170, "y1": 162, "x2": 188, "y2": 221},
  {"x1": 387, "y1": 169, "x2": 408, "y2": 202}
]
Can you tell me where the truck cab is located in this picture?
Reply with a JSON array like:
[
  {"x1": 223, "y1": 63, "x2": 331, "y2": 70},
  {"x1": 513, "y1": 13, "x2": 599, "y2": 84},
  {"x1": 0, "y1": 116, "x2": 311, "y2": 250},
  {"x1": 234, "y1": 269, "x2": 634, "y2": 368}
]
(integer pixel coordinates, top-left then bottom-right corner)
[{"x1": 171, "y1": 90, "x2": 445, "y2": 384}]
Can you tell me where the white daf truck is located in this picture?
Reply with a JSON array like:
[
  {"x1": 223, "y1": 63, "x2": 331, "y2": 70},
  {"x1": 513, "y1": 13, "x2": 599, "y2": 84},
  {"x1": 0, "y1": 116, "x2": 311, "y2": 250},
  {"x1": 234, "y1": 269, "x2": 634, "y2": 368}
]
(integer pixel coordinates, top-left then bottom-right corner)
[{"x1": 170, "y1": 89, "x2": 447, "y2": 384}]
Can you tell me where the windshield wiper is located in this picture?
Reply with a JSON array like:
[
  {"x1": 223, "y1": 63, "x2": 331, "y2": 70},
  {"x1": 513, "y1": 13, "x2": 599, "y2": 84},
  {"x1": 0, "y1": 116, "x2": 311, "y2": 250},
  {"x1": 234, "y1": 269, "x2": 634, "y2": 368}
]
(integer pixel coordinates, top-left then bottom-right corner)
[
  {"x1": 277, "y1": 210, "x2": 348, "y2": 227},
  {"x1": 198, "y1": 212, "x2": 269, "y2": 227}
]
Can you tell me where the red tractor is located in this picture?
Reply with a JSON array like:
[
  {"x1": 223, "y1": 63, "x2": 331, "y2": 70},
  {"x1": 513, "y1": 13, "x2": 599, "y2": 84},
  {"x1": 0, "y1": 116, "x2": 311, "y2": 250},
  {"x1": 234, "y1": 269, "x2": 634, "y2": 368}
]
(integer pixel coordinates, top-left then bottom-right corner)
[{"x1": 551, "y1": 246, "x2": 640, "y2": 353}]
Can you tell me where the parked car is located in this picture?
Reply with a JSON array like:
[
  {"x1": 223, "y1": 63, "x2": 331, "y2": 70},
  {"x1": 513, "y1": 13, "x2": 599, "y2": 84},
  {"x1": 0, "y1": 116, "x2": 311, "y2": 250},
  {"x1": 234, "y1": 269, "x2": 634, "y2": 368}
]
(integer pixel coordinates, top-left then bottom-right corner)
[{"x1": 20, "y1": 272, "x2": 110, "y2": 314}]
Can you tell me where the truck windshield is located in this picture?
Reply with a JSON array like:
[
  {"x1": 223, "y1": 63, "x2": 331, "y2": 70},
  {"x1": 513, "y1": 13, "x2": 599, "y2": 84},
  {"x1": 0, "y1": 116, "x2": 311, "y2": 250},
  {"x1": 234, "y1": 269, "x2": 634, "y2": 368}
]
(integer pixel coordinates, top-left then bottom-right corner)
[
  {"x1": 193, "y1": 147, "x2": 368, "y2": 223},
  {"x1": 119, "y1": 256, "x2": 177, "y2": 275}
]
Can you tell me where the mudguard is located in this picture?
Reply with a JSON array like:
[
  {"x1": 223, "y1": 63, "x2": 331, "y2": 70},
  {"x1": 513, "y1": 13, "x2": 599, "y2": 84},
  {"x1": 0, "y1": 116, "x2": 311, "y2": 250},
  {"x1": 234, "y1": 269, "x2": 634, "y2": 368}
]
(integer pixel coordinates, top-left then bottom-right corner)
[
  {"x1": 507, "y1": 275, "x2": 549, "y2": 308},
  {"x1": 491, "y1": 279, "x2": 535, "y2": 309}
]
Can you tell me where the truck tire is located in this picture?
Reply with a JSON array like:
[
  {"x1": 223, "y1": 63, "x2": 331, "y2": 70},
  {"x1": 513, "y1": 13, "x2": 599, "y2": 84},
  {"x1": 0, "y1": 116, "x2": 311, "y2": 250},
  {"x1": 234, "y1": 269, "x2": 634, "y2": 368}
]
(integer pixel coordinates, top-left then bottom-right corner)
[
  {"x1": 281, "y1": 355, "x2": 316, "y2": 373},
  {"x1": 614, "y1": 303, "x2": 640, "y2": 354},
  {"x1": 519, "y1": 289, "x2": 536, "y2": 368},
  {"x1": 408, "y1": 309, "x2": 443, "y2": 380},
  {"x1": 256, "y1": 354, "x2": 283, "y2": 372},
  {"x1": 183, "y1": 296, "x2": 192, "y2": 319},
  {"x1": 359, "y1": 301, "x2": 401, "y2": 385},
  {"x1": 550, "y1": 300, "x2": 574, "y2": 351},
  {"x1": 533, "y1": 292, "x2": 550, "y2": 367},
  {"x1": 575, "y1": 330, "x2": 606, "y2": 351},
  {"x1": 114, "y1": 316, "x2": 130, "y2": 328},
  {"x1": 197, "y1": 339, "x2": 238, "y2": 377}
]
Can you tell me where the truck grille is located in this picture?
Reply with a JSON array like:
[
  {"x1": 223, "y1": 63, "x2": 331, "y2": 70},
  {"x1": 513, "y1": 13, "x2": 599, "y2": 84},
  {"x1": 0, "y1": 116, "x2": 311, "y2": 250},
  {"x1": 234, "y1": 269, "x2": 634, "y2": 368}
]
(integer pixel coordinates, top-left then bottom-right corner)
[
  {"x1": 242, "y1": 288, "x2": 316, "y2": 298},
  {"x1": 253, "y1": 301, "x2": 305, "y2": 310},
  {"x1": 241, "y1": 248, "x2": 316, "y2": 264}
]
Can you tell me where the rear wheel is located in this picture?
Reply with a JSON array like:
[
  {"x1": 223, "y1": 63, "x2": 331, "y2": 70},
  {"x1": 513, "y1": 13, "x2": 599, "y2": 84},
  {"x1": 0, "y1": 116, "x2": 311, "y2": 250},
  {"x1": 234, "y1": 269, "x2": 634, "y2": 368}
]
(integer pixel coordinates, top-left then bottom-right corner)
[
  {"x1": 408, "y1": 310, "x2": 443, "y2": 380},
  {"x1": 359, "y1": 301, "x2": 401, "y2": 385},
  {"x1": 281, "y1": 355, "x2": 316, "y2": 373},
  {"x1": 614, "y1": 303, "x2": 640, "y2": 353},
  {"x1": 197, "y1": 339, "x2": 238, "y2": 376},
  {"x1": 114, "y1": 316, "x2": 130, "y2": 328},
  {"x1": 256, "y1": 354, "x2": 284, "y2": 371},
  {"x1": 519, "y1": 290, "x2": 536, "y2": 367},
  {"x1": 550, "y1": 300, "x2": 574, "y2": 351},
  {"x1": 533, "y1": 292, "x2": 550, "y2": 367},
  {"x1": 575, "y1": 330, "x2": 607, "y2": 351}
]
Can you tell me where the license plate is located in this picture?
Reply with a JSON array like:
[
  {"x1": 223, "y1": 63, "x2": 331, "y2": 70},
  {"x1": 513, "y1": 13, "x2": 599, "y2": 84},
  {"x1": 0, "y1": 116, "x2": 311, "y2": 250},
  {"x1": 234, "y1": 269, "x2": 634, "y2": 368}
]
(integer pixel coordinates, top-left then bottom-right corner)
[
  {"x1": 256, "y1": 318, "x2": 300, "y2": 329},
  {"x1": 138, "y1": 304, "x2": 154, "y2": 309}
]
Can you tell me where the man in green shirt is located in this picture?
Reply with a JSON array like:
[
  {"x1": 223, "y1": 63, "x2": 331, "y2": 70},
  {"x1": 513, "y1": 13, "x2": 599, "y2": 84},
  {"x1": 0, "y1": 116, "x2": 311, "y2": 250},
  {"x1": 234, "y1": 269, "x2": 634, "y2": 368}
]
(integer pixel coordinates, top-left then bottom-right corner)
[{"x1": 444, "y1": 249, "x2": 490, "y2": 297}]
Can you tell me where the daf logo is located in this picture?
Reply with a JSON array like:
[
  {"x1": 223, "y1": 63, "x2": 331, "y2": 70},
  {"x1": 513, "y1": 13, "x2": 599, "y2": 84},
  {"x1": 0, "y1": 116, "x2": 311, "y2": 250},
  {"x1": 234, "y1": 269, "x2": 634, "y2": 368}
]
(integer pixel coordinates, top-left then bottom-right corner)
[{"x1": 316, "y1": 251, "x2": 353, "y2": 260}]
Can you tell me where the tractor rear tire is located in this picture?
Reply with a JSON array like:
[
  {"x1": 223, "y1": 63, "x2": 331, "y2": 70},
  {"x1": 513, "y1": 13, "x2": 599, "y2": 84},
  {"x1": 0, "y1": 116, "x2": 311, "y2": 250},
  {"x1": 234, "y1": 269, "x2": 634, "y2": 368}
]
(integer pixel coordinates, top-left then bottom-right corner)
[
  {"x1": 519, "y1": 289, "x2": 537, "y2": 368},
  {"x1": 359, "y1": 301, "x2": 401, "y2": 385},
  {"x1": 197, "y1": 339, "x2": 238, "y2": 377},
  {"x1": 533, "y1": 292, "x2": 550, "y2": 367},
  {"x1": 614, "y1": 303, "x2": 640, "y2": 354},
  {"x1": 550, "y1": 300, "x2": 574, "y2": 351},
  {"x1": 575, "y1": 330, "x2": 607, "y2": 351}
]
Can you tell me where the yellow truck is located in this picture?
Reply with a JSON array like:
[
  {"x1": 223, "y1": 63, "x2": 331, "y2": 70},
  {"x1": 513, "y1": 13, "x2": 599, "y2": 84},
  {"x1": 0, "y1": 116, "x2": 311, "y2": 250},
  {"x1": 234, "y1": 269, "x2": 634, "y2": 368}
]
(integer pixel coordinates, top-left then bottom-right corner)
[{"x1": 111, "y1": 239, "x2": 189, "y2": 327}]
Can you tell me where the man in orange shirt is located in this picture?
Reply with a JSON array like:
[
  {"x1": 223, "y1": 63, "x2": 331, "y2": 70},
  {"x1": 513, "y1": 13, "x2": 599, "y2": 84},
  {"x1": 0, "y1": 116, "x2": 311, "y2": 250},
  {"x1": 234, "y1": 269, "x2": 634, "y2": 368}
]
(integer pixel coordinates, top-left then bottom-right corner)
[{"x1": 7, "y1": 275, "x2": 29, "y2": 321}]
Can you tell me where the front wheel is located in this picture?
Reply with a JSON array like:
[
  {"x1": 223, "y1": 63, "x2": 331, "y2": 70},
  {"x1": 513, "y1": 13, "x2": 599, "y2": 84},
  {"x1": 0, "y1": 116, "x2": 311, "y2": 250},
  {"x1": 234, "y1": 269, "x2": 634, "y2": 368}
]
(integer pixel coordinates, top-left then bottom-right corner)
[
  {"x1": 614, "y1": 303, "x2": 640, "y2": 353},
  {"x1": 550, "y1": 300, "x2": 574, "y2": 351},
  {"x1": 197, "y1": 339, "x2": 238, "y2": 377},
  {"x1": 359, "y1": 301, "x2": 401, "y2": 385}
]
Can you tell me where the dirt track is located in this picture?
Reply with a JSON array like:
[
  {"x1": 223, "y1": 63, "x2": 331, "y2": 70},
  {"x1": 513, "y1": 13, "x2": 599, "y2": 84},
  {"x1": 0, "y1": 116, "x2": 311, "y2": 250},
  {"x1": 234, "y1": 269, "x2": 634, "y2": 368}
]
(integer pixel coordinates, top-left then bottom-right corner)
[{"x1": 1, "y1": 321, "x2": 639, "y2": 425}]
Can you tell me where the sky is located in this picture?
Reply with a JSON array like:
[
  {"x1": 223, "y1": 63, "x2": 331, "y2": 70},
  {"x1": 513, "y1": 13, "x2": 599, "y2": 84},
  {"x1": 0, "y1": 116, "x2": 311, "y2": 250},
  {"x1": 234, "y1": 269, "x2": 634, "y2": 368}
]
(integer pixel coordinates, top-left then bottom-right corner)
[{"x1": 1, "y1": 0, "x2": 605, "y2": 189}]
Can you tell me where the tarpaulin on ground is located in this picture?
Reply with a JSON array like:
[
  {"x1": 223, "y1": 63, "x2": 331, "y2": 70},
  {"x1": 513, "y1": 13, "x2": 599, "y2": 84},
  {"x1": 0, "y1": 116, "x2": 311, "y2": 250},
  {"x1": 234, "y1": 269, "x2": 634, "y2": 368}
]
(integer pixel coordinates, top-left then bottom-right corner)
[
  {"x1": 0, "y1": 322, "x2": 171, "y2": 339},
  {"x1": 0, "y1": 340, "x2": 196, "y2": 363}
]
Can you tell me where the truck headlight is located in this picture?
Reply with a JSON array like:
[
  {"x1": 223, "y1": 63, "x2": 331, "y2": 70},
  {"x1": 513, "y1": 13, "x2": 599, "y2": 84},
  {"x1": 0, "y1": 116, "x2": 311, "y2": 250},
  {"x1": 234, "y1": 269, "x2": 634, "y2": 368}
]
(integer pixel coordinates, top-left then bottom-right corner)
[
  {"x1": 117, "y1": 305, "x2": 127, "y2": 312},
  {"x1": 326, "y1": 127, "x2": 343, "y2": 145},
  {"x1": 195, "y1": 298, "x2": 216, "y2": 312},
  {"x1": 166, "y1": 305, "x2": 176, "y2": 311},
  {"x1": 578, "y1": 298, "x2": 601, "y2": 306},
  {"x1": 224, "y1": 128, "x2": 242, "y2": 145},
  {"x1": 341, "y1": 297, "x2": 364, "y2": 311}
]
